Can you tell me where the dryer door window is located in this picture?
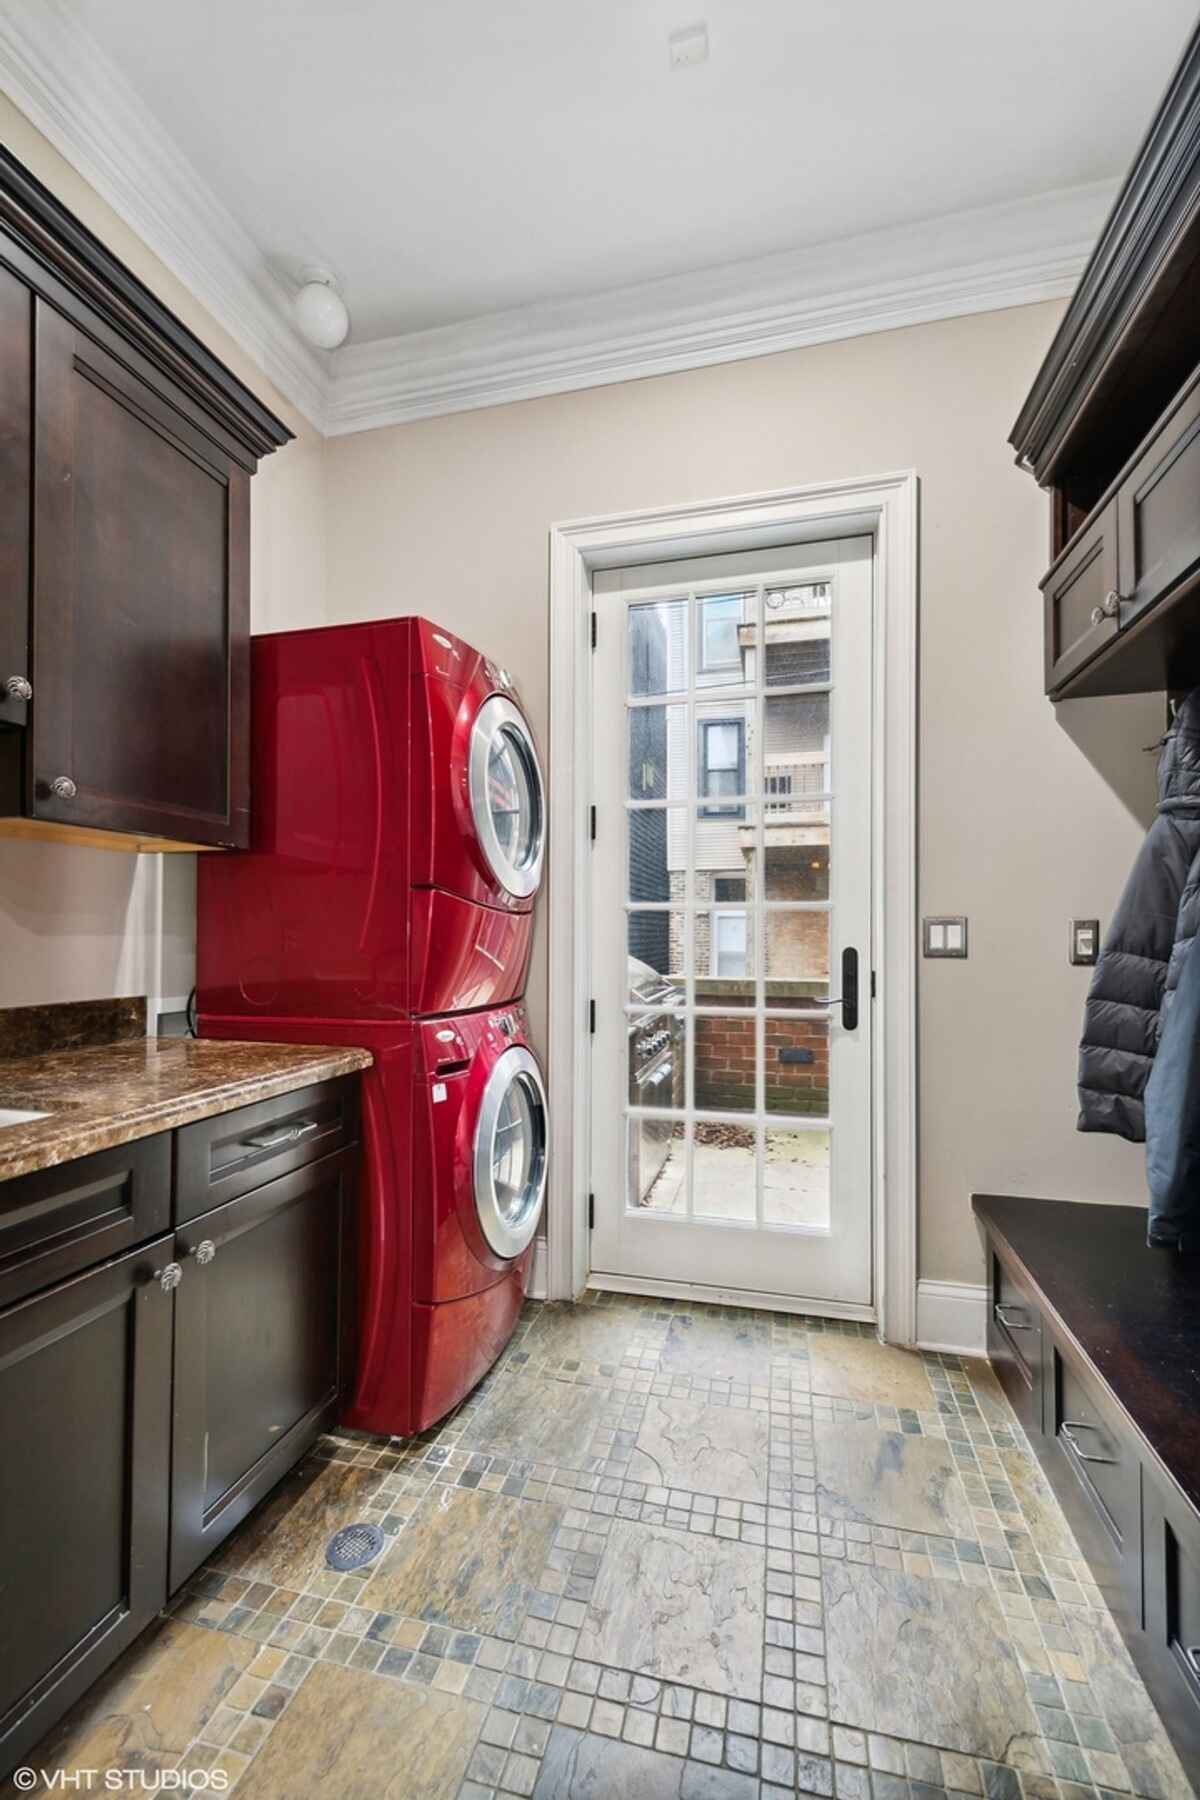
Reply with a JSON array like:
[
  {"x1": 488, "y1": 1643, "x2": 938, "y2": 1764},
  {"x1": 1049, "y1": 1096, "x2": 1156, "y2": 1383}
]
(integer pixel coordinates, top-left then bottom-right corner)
[
  {"x1": 469, "y1": 695, "x2": 545, "y2": 899},
  {"x1": 473, "y1": 1045, "x2": 548, "y2": 1259}
]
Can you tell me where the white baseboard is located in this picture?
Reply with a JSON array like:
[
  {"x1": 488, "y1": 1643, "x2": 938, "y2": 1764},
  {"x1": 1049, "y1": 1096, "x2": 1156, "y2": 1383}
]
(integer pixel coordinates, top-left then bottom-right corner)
[
  {"x1": 916, "y1": 1279, "x2": 988, "y2": 1356},
  {"x1": 526, "y1": 1237, "x2": 550, "y2": 1300}
]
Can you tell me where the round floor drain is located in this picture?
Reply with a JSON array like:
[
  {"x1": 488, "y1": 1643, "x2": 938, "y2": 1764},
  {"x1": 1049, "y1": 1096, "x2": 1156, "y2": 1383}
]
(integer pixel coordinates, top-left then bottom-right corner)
[{"x1": 325, "y1": 1522, "x2": 385, "y2": 1571}]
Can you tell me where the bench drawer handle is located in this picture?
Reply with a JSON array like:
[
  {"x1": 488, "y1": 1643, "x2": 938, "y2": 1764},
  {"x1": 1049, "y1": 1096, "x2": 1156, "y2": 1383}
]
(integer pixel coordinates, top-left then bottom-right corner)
[
  {"x1": 995, "y1": 1303, "x2": 1033, "y2": 1331},
  {"x1": 243, "y1": 1119, "x2": 320, "y2": 1152},
  {"x1": 1061, "y1": 1420, "x2": 1118, "y2": 1466}
]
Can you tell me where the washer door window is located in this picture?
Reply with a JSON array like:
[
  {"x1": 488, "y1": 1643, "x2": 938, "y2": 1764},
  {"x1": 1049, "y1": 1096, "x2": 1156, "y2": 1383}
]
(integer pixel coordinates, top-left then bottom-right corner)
[
  {"x1": 469, "y1": 695, "x2": 545, "y2": 899},
  {"x1": 473, "y1": 1045, "x2": 548, "y2": 1259}
]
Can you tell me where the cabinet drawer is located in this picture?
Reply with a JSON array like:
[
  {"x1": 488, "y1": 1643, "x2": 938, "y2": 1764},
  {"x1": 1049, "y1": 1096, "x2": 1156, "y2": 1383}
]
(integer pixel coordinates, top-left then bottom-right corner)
[
  {"x1": 1042, "y1": 498, "x2": 1119, "y2": 695},
  {"x1": 1118, "y1": 376, "x2": 1200, "y2": 627},
  {"x1": 0, "y1": 1134, "x2": 171, "y2": 1310},
  {"x1": 987, "y1": 1250, "x2": 1043, "y2": 1435},
  {"x1": 1049, "y1": 1344, "x2": 1141, "y2": 1622},
  {"x1": 1143, "y1": 1470, "x2": 1200, "y2": 1772},
  {"x1": 175, "y1": 1076, "x2": 358, "y2": 1223}
]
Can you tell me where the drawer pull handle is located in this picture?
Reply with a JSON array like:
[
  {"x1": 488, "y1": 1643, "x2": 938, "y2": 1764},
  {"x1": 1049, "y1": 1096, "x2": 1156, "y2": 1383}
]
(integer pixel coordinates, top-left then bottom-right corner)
[
  {"x1": 1061, "y1": 1421, "x2": 1118, "y2": 1465},
  {"x1": 243, "y1": 1119, "x2": 320, "y2": 1152},
  {"x1": 187, "y1": 1239, "x2": 216, "y2": 1266},
  {"x1": 1185, "y1": 1647, "x2": 1200, "y2": 1677},
  {"x1": 995, "y1": 1303, "x2": 1033, "y2": 1331},
  {"x1": 152, "y1": 1261, "x2": 183, "y2": 1294}
]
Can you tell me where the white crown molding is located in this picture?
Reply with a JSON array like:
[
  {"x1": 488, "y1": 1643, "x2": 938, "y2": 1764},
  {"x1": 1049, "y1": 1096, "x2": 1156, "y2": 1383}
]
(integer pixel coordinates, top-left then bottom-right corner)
[
  {"x1": 0, "y1": 0, "x2": 330, "y2": 429},
  {"x1": 916, "y1": 1279, "x2": 988, "y2": 1356},
  {"x1": 326, "y1": 181, "x2": 1115, "y2": 435},
  {"x1": 0, "y1": 0, "x2": 1114, "y2": 440}
]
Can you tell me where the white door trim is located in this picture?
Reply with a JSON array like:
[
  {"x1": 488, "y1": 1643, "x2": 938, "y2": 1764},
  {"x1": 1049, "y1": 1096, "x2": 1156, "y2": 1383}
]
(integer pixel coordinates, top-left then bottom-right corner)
[{"x1": 548, "y1": 472, "x2": 919, "y2": 1344}]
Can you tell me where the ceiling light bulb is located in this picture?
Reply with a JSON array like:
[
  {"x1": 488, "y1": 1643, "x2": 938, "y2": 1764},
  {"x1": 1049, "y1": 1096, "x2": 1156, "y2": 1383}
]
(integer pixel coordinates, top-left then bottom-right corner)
[{"x1": 293, "y1": 267, "x2": 349, "y2": 350}]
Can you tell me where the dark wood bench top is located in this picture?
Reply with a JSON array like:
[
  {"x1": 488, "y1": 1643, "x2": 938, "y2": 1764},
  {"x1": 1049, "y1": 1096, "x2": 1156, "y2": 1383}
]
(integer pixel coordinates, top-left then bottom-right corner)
[{"x1": 973, "y1": 1194, "x2": 1200, "y2": 1513}]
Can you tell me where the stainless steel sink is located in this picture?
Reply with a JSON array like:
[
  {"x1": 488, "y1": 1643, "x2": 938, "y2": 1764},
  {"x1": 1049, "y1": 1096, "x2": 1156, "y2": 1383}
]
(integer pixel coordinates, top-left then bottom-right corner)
[{"x1": 0, "y1": 1107, "x2": 49, "y2": 1127}]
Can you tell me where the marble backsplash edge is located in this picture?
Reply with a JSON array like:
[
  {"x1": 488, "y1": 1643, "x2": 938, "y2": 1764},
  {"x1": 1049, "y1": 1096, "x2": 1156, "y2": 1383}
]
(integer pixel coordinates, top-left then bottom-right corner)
[{"x1": 0, "y1": 995, "x2": 147, "y2": 1059}]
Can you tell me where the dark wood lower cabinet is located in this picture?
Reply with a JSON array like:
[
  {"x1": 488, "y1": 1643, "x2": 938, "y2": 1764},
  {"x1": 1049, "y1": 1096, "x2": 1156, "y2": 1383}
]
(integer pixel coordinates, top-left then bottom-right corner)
[
  {"x1": 0, "y1": 1236, "x2": 174, "y2": 1776},
  {"x1": 0, "y1": 1080, "x2": 360, "y2": 1782},
  {"x1": 974, "y1": 1194, "x2": 1200, "y2": 1791},
  {"x1": 170, "y1": 1150, "x2": 357, "y2": 1591}
]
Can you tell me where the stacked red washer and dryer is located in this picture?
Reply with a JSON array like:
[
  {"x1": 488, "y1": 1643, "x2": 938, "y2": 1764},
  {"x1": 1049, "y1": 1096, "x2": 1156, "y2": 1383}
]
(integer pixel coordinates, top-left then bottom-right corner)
[{"x1": 196, "y1": 617, "x2": 547, "y2": 1434}]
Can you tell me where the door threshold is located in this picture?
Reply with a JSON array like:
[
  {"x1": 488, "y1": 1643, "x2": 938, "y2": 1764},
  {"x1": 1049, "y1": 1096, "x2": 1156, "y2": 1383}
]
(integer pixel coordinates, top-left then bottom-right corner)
[{"x1": 587, "y1": 1271, "x2": 875, "y2": 1322}]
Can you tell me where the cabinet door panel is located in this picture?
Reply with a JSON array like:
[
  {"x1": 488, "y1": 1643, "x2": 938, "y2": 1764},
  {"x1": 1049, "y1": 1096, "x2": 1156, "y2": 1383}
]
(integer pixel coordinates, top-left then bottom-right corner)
[
  {"x1": 1118, "y1": 379, "x2": 1200, "y2": 626},
  {"x1": 31, "y1": 302, "x2": 248, "y2": 846},
  {"x1": 0, "y1": 1236, "x2": 173, "y2": 1775},
  {"x1": 0, "y1": 265, "x2": 31, "y2": 730},
  {"x1": 170, "y1": 1151, "x2": 356, "y2": 1590},
  {"x1": 1041, "y1": 499, "x2": 1119, "y2": 695}
]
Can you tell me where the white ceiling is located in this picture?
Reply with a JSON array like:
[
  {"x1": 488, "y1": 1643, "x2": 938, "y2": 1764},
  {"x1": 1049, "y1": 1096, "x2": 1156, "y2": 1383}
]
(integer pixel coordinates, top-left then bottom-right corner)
[{"x1": 64, "y1": 0, "x2": 1198, "y2": 345}]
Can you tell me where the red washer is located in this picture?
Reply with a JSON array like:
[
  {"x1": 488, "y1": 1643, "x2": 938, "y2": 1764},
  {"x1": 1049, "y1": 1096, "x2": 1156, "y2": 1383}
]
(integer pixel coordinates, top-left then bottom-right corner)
[
  {"x1": 196, "y1": 1004, "x2": 547, "y2": 1435},
  {"x1": 196, "y1": 616, "x2": 542, "y2": 1021},
  {"x1": 407, "y1": 1003, "x2": 547, "y2": 1431}
]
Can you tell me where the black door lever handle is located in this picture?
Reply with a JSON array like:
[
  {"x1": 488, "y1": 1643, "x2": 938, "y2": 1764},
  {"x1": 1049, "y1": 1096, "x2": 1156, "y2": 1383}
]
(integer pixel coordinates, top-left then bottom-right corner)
[{"x1": 841, "y1": 946, "x2": 859, "y2": 1031}]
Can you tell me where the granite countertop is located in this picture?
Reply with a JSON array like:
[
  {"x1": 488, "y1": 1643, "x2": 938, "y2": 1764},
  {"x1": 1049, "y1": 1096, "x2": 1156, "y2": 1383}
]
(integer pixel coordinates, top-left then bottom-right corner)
[{"x1": 0, "y1": 1036, "x2": 373, "y2": 1183}]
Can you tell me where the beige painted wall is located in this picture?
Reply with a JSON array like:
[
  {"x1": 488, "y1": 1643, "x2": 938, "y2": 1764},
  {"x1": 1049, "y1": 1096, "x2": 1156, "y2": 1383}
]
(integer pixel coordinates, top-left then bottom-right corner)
[
  {"x1": 321, "y1": 304, "x2": 1161, "y2": 1287},
  {"x1": 0, "y1": 93, "x2": 1159, "y2": 1287},
  {"x1": 0, "y1": 95, "x2": 326, "y2": 1010}
]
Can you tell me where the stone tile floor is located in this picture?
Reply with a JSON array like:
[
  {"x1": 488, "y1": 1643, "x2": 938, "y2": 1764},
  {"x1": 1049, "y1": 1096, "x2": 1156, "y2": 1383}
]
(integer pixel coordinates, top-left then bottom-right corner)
[{"x1": 19, "y1": 1296, "x2": 1195, "y2": 1799}]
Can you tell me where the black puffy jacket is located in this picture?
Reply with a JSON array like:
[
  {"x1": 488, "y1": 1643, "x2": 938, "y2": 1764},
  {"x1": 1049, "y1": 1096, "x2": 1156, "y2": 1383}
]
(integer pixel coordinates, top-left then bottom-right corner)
[{"x1": 1078, "y1": 692, "x2": 1200, "y2": 1143}]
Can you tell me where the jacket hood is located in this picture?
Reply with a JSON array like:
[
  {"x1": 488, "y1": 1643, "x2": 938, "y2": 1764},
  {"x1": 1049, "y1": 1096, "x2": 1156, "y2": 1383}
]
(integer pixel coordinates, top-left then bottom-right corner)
[{"x1": 1158, "y1": 689, "x2": 1200, "y2": 815}]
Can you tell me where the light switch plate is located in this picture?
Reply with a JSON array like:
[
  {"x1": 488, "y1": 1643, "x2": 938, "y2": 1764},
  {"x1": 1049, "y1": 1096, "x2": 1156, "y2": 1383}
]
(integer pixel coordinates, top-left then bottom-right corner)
[
  {"x1": 1070, "y1": 919, "x2": 1100, "y2": 966},
  {"x1": 923, "y1": 916, "x2": 968, "y2": 958}
]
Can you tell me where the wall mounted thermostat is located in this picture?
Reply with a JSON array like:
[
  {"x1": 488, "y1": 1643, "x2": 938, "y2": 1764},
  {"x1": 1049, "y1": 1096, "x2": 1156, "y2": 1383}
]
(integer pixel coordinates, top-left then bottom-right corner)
[
  {"x1": 923, "y1": 917, "x2": 968, "y2": 958},
  {"x1": 1070, "y1": 919, "x2": 1100, "y2": 966}
]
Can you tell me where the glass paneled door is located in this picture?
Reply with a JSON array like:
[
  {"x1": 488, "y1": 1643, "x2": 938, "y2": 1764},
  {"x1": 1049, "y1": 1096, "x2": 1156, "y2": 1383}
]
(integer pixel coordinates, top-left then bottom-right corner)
[{"x1": 589, "y1": 538, "x2": 873, "y2": 1308}]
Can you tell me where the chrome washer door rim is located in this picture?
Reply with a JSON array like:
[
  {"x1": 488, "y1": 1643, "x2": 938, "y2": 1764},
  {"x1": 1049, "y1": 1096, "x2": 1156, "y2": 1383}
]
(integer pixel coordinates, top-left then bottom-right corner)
[
  {"x1": 468, "y1": 694, "x2": 545, "y2": 899},
  {"x1": 473, "y1": 1045, "x2": 548, "y2": 1260}
]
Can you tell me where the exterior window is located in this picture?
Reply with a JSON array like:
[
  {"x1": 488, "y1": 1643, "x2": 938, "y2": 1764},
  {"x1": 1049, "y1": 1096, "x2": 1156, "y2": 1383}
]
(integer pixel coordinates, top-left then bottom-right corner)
[
  {"x1": 714, "y1": 912, "x2": 748, "y2": 978},
  {"x1": 700, "y1": 596, "x2": 743, "y2": 674},
  {"x1": 713, "y1": 875, "x2": 746, "y2": 902},
  {"x1": 699, "y1": 718, "x2": 745, "y2": 816}
]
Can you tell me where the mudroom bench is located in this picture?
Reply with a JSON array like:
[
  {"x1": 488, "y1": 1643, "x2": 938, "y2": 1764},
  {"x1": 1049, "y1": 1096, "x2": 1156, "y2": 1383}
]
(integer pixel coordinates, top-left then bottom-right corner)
[{"x1": 973, "y1": 1193, "x2": 1200, "y2": 1786}]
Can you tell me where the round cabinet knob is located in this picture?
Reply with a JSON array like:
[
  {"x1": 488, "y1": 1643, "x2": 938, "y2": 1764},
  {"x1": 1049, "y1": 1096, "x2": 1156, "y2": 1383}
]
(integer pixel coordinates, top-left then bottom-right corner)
[
  {"x1": 153, "y1": 1261, "x2": 183, "y2": 1293},
  {"x1": 50, "y1": 775, "x2": 77, "y2": 799},
  {"x1": 1090, "y1": 591, "x2": 1124, "y2": 626},
  {"x1": 4, "y1": 675, "x2": 32, "y2": 702},
  {"x1": 190, "y1": 1239, "x2": 216, "y2": 1266}
]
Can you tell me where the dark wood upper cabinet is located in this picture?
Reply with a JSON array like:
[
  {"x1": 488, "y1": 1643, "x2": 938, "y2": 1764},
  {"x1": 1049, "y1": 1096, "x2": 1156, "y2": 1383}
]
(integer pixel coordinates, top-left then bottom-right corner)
[
  {"x1": 1012, "y1": 21, "x2": 1200, "y2": 701},
  {"x1": 0, "y1": 146, "x2": 289, "y2": 851}
]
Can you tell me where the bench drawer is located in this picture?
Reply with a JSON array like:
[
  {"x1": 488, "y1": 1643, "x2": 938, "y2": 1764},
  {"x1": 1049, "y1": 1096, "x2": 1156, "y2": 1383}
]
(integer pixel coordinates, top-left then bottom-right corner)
[
  {"x1": 1143, "y1": 1470, "x2": 1200, "y2": 1773},
  {"x1": 0, "y1": 1135, "x2": 171, "y2": 1309},
  {"x1": 987, "y1": 1249, "x2": 1044, "y2": 1435},
  {"x1": 174, "y1": 1077, "x2": 358, "y2": 1223},
  {"x1": 1048, "y1": 1343, "x2": 1141, "y2": 1624}
]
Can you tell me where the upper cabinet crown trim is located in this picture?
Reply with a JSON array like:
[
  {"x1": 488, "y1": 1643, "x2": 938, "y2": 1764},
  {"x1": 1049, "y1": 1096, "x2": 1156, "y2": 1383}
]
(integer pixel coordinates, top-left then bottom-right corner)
[
  {"x1": 1010, "y1": 21, "x2": 1200, "y2": 485},
  {"x1": 0, "y1": 146, "x2": 292, "y2": 468}
]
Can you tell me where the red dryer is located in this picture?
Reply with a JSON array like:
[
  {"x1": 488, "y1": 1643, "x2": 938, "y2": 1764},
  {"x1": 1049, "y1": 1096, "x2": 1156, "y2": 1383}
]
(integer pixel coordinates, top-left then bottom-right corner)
[{"x1": 197, "y1": 615, "x2": 544, "y2": 1020}]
